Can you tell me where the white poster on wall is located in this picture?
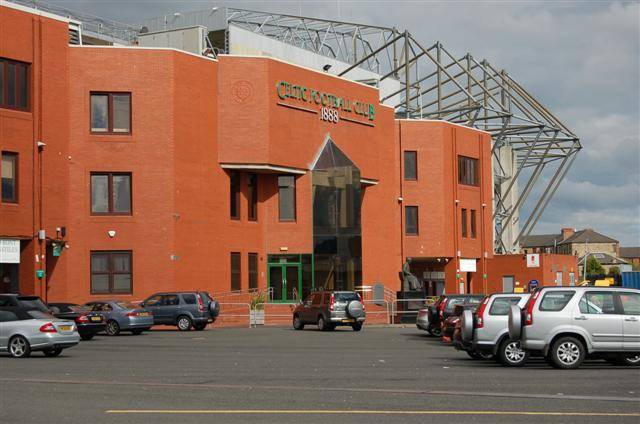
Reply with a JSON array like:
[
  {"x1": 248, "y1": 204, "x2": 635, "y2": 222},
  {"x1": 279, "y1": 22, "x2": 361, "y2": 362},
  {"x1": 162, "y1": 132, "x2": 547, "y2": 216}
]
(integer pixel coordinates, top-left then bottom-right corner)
[
  {"x1": 0, "y1": 239, "x2": 20, "y2": 263},
  {"x1": 459, "y1": 259, "x2": 477, "y2": 272},
  {"x1": 526, "y1": 254, "x2": 540, "y2": 268}
]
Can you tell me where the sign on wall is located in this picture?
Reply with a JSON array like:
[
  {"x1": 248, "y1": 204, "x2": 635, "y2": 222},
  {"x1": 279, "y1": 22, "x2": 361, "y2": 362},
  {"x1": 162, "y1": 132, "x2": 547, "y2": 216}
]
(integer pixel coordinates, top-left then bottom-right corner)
[
  {"x1": 459, "y1": 259, "x2": 477, "y2": 272},
  {"x1": 0, "y1": 239, "x2": 20, "y2": 264},
  {"x1": 275, "y1": 81, "x2": 376, "y2": 127},
  {"x1": 526, "y1": 254, "x2": 540, "y2": 268}
]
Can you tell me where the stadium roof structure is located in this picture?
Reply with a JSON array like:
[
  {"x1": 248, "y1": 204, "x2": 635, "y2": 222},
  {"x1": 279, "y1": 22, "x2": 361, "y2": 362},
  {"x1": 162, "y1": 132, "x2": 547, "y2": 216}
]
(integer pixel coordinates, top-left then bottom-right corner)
[{"x1": 9, "y1": 0, "x2": 581, "y2": 253}]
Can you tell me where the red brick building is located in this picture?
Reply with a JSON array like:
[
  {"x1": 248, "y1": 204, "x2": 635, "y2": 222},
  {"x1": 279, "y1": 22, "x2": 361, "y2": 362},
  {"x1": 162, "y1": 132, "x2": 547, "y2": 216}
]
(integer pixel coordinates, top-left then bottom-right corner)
[{"x1": 0, "y1": 2, "x2": 494, "y2": 304}]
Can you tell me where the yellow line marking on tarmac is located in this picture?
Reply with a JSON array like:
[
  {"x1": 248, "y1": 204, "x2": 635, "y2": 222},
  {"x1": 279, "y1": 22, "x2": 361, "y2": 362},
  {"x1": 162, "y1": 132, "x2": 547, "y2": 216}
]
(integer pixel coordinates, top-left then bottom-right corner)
[{"x1": 105, "y1": 410, "x2": 640, "y2": 417}]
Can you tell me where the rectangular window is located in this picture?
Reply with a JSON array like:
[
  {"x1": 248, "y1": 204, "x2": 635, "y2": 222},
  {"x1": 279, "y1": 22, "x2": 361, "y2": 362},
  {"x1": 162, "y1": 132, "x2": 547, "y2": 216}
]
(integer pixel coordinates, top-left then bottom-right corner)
[
  {"x1": 90, "y1": 172, "x2": 132, "y2": 215},
  {"x1": 0, "y1": 58, "x2": 29, "y2": 111},
  {"x1": 470, "y1": 209, "x2": 477, "y2": 239},
  {"x1": 405, "y1": 206, "x2": 418, "y2": 235},
  {"x1": 90, "y1": 251, "x2": 132, "y2": 294},
  {"x1": 90, "y1": 92, "x2": 131, "y2": 134},
  {"x1": 539, "y1": 291, "x2": 574, "y2": 312},
  {"x1": 1, "y1": 152, "x2": 18, "y2": 203},
  {"x1": 248, "y1": 253, "x2": 258, "y2": 289},
  {"x1": 579, "y1": 292, "x2": 616, "y2": 315},
  {"x1": 230, "y1": 171, "x2": 241, "y2": 220},
  {"x1": 458, "y1": 156, "x2": 479, "y2": 186},
  {"x1": 248, "y1": 173, "x2": 258, "y2": 221},
  {"x1": 231, "y1": 252, "x2": 241, "y2": 291},
  {"x1": 404, "y1": 151, "x2": 417, "y2": 180},
  {"x1": 461, "y1": 208, "x2": 468, "y2": 238},
  {"x1": 278, "y1": 175, "x2": 296, "y2": 221}
]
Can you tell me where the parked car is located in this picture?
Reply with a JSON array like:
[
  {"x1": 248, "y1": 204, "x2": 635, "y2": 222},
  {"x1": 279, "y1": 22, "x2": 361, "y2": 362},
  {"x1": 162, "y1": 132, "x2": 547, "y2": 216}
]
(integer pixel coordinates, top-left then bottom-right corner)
[
  {"x1": 442, "y1": 303, "x2": 479, "y2": 341},
  {"x1": 456, "y1": 293, "x2": 530, "y2": 366},
  {"x1": 508, "y1": 286, "x2": 640, "y2": 369},
  {"x1": 84, "y1": 300, "x2": 154, "y2": 336},
  {"x1": 420, "y1": 294, "x2": 484, "y2": 337},
  {"x1": 293, "y1": 291, "x2": 365, "y2": 331},
  {"x1": 48, "y1": 303, "x2": 105, "y2": 341},
  {"x1": 0, "y1": 295, "x2": 79, "y2": 358},
  {"x1": 141, "y1": 292, "x2": 220, "y2": 331}
]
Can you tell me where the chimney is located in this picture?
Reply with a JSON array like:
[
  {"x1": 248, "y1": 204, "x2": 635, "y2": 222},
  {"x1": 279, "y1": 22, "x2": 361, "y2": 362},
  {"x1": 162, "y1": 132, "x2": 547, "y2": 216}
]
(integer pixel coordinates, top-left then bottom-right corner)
[{"x1": 561, "y1": 228, "x2": 575, "y2": 240}]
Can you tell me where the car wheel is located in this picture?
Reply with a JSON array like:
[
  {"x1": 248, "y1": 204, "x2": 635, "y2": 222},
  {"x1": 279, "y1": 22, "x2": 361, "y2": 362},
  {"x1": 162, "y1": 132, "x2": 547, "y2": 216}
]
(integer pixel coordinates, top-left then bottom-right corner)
[
  {"x1": 607, "y1": 354, "x2": 640, "y2": 367},
  {"x1": 293, "y1": 315, "x2": 304, "y2": 330},
  {"x1": 8, "y1": 335, "x2": 31, "y2": 358},
  {"x1": 498, "y1": 339, "x2": 528, "y2": 367},
  {"x1": 106, "y1": 320, "x2": 120, "y2": 336},
  {"x1": 43, "y1": 347, "x2": 63, "y2": 357},
  {"x1": 317, "y1": 315, "x2": 326, "y2": 331},
  {"x1": 428, "y1": 324, "x2": 442, "y2": 337},
  {"x1": 80, "y1": 334, "x2": 94, "y2": 341},
  {"x1": 177, "y1": 315, "x2": 193, "y2": 331},
  {"x1": 194, "y1": 323, "x2": 207, "y2": 331},
  {"x1": 352, "y1": 322, "x2": 363, "y2": 332},
  {"x1": 131, "y1": 329, "x2": 144, "y2": 335},
  {"x1": 550, "y1": 337, "x2": 585, "y2": 369}
]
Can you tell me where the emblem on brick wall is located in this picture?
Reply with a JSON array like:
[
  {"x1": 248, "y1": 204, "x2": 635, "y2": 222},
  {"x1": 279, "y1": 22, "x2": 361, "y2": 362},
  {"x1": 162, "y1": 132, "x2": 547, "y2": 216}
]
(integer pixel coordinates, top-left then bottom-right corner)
[{"x1": 231, "y1": 80, "x2": 253, "y2": 103}]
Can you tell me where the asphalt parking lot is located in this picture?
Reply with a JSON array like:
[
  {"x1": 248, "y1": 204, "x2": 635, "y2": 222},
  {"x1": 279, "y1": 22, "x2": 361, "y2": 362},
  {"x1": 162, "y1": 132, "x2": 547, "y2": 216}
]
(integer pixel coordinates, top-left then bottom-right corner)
[{"x1": 0, "y1": 326, "x2": 638, "y2": 424}]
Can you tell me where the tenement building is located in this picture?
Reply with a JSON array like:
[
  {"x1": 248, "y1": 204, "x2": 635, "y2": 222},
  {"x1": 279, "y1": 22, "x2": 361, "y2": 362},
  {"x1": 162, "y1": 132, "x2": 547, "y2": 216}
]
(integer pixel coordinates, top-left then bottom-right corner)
[{"x1": 0, "y1": 1, "x2": 494, "y2": 304}]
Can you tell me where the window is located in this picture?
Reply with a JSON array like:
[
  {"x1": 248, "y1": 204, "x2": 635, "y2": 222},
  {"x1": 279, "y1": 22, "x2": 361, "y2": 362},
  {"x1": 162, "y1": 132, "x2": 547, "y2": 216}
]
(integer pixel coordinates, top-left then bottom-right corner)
[
  {"x1": 90, "y1": 172, "x2": 131, "y2": 215},
  {"x1": 90, "y1": 251, "x2": 132, "y2": 294},
  {"x1": 458, "y1": 156, "x2": 479, "y2": 186},
  {"x1": 578, "y1": 292, "x2": 616, "y2": 315},
  {"x1": 0, "y1": 310, "x2": 18, "y2": 322},
  {"x1": 162, "y1": 294, "x2": 179, "y2": 306},
  {"x1": 230, "y1": 171, "x2": 240, "y2": 220},
  {"x1": 248, "y1": 253, "x2": 258, "y2": 289},
  {"x1": 144, "y1": 295, "x2": 162, "y2": 307},
  {"x1": 489, "y1": 297, "x2": 522, "y2": 315},
  {"x1": 248, "y1": 173, "x2": 258, "y2": 221},
  {"x1": 0, "y1": 58, "x2": 29, "y2": 111},
  {"x1": 404, "y1": 151, "x2": 417, "y2": 180},
  {"x1": 405, "y1": 206, "x2": 418, "y2": 235},
  {"x1": 278, "y1": 175, "x2": 296, "y2": 221},
  {"x1": 619, "y1": 292, "x2": 640, "y2": 315},
  {"x1": 461, "y1": 208, "x2": 468, "y2": 238},
  {"x1": 470, "y1": 209, "x2": 477, "y2": 239},
  {"x1": 1, "y1": 152, "x2": 17, "y2": 202},
  {"x1": 231, "y1": 252, "x2": 241, "y2": 291},
  {"x1": 539, "y1": 291, "x2": 574, "y2": 312},
  {"x1": 182, "y1": 294, "x2": 197, "y2": 305},
  {"x1": 90, "y1": 92, "x2": 131, "y2": 134}
]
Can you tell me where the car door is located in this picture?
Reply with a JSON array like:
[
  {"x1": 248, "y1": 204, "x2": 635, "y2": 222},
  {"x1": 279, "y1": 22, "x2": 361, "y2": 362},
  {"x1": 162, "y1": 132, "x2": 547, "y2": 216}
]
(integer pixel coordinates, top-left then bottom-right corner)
[
  {"x1": 300, "y1": 294, "x2": 314, "y2": 323},
  {"x1": 618, "y1": 292, "x2": 640, "y2": 351},
  {"x1": 143, "y1": 295, "x2": 163, "y2": 324},
  {"x1": 0, "y1": 310, "x2": 19, "y2": 350},
  {"x1": 155, "y1": 295, "x2": 179, "y2": 324},
  {"x1": 575, "y1": 291, "x2": 623, "y2": 351}
]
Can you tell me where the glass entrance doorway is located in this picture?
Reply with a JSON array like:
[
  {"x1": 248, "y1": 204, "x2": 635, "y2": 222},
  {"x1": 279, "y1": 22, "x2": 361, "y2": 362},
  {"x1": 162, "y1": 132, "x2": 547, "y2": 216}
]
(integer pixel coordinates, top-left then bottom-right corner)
[{"x1": 267, "y1": 254, "x2": 314, "y2": 302}]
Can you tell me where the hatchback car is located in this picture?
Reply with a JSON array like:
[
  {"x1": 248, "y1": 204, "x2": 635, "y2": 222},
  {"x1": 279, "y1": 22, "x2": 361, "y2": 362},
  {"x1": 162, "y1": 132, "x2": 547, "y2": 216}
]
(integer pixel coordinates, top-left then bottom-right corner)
[
  {"x1": 49, "y1": 303, "x2": 105, "y2": 341},
  {"x1": 84, "y1": 300, "x2": 154, "y2": 336},
  {"x1": 0, "y1": 308, "x2": 79, "y2": 358},
  {"x1": 141, "y1": 292, "x2": 220, "y2": 331},
  {"x1": 509, "y1": 286, "x2": 640, "y2": 369},
  {"x1": 293, "y1": 291, "x2": 365, "y2": 331}
]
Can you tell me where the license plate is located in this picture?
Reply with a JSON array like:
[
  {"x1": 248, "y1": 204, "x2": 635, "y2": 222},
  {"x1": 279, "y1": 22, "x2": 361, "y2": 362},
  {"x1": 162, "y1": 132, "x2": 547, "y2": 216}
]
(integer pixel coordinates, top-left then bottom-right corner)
[
  {"x1": 58, "y1": 325, "x2": 72, "y2": 331},
  {"x1": 342, "y1": 319, "x2": 354, "y2": 323},
  {"x1": 90, "y1": 316, "x2": 101, "y2": 322},
  {"x1": 138, "y1": 312, "x2": 149, "y2": 316}
]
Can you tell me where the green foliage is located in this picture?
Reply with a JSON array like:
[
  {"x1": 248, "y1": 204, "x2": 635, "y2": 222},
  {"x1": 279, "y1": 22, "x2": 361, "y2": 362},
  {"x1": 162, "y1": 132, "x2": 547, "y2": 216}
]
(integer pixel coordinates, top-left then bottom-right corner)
[
  {"x1": 250, "y1": 291, "x2": 267, "y2": 310},
  {"x1": 586, "y1": 256, "x2": 605, "y2": 276},
  {"x1": 608, "y1": 266, "x2": 620, "y2": 276}
]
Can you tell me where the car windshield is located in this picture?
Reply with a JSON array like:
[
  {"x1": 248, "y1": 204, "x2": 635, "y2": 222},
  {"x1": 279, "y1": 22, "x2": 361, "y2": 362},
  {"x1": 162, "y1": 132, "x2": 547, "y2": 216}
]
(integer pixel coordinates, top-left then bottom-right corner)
[
  {"x1": 116, "y1": 302, "x2": 138, "y2": 310},
  {"x1": 333, "y1": 293, "x2": 360, "y2": 302},
  {"x1": 17, "y1": 297, "x2": 50, "y2": 312},
  {"x1": 27, "y1": 310, "x2": 57, "y2": 320}
]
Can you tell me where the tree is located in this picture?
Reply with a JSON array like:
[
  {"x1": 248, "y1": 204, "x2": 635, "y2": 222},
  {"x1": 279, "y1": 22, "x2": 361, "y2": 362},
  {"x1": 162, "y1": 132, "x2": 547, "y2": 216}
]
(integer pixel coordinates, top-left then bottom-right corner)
[
  {"x1": 608, "y1": 266, "x2": 620, "y2": 276},
  {"x1": 586, "y1": 256, "x2": 605, "y2": 276}
]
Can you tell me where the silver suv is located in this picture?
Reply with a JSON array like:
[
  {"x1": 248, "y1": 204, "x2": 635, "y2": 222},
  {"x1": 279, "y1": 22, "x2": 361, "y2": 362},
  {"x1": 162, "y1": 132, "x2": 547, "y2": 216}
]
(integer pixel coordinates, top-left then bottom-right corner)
[
  {"x1": 458, "y1": 293, "x2": 530, "y2": 366},
  {"x1": 508, "y1": 286, "x2": 640, "y2": 369}
]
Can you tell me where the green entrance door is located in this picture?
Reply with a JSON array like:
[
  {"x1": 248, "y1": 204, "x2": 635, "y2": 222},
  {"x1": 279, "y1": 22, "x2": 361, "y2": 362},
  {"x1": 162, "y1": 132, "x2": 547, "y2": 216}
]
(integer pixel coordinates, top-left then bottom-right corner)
[{"x1": 268, "y1": 264, "x2": 301, "y2": 302}]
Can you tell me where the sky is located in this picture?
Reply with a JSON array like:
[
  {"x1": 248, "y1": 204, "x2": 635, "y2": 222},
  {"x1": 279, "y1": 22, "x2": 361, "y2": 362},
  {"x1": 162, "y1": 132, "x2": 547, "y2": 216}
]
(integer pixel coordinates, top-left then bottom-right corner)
[{"x1": 43, "y1": 0, "x2": 640, "y2": 246}]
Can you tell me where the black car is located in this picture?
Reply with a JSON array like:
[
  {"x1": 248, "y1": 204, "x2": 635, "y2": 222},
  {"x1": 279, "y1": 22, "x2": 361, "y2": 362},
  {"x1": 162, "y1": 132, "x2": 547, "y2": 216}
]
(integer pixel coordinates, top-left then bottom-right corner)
[
  {"x1": 141, "y1": 292, "x2": 220, "y2": 331},
  {"x1": 48, "y1": 303, "x2": 105, "y2": 341},
  {"x1": 292, "y1": 291, "x2": 366, "y2": 331},
  {"x1": 425, "y1": 294, "x2": 485, "y2": 337}
]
